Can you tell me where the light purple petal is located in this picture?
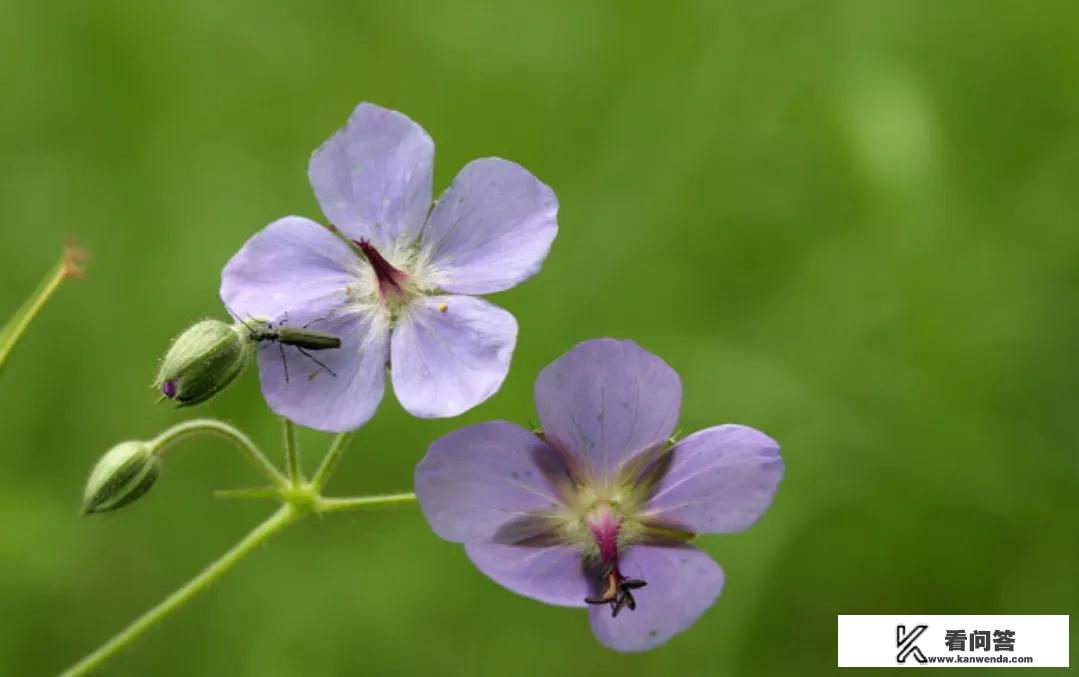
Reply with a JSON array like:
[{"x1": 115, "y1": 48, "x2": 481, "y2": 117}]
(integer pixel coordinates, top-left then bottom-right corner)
[
  {"x1": 422, "y1": 158, "x2": 558, "y2": 295},
  {"x1": 534, "y1": 339, "x2": 681, "y2": 481},
  {"x1": 645, "y1": 425, "x2": 783, "y2": 533},
  {"x1": 220, "y1": 216, "x2": 357, "y2": 320},
  {"x1": 308, "y1": 103, "x2": 434, "y2": 250},
  {"x1": 415, "y1": 421, "x2": 570, "y2": 542},
  {"x1": 465, "y1": 542, "x2": 590, "y2": 608},
  {"x1": 589, "y1": 545, "x2": 724, "y2": 652},
  {"x1": 257, "y1": 308, "x2": 389, "y2": 433},
  {"x1": 391, "y1": 295, "x2": 517, "y2": 418}
]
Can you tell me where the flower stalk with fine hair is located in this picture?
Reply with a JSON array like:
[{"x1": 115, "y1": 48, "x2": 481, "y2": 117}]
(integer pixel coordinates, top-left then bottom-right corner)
[{"x1": 415, "y1": 339, "x2": 784, "y2": 651}]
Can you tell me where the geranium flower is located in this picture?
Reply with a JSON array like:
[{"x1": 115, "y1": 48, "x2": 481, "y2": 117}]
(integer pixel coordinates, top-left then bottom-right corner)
[
  {"x1": 221, "y1": 103, "x2": 558, "y2": 432},
  {"x1": 414, "y1": 339, "x2": 783, "y2": 651}
]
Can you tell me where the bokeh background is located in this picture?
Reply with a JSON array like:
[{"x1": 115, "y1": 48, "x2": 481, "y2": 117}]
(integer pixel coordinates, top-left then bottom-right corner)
[{"x1": 1, "y1": 1, "x2": 1076, "y2": 675}]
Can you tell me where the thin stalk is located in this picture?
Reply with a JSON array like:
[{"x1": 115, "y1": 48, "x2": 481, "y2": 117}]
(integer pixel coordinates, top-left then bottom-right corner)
[
  {"x1": 150, "y1": 419, "x2": 287, "y2": 488},
  {"x1": 59, "y1": 505, "x2": 299, "y2": 677},
  {"x1": 309, "y1": 432, "x2": 353, "y2": 491},
  {"x1": 314, "y1": 492, "x2": 417, "y2": 514},
  {"x1": 282, "y1": 418, "x2": 301, "y2": 486}
]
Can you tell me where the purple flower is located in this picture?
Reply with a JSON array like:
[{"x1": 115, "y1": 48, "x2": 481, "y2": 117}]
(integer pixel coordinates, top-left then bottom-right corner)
[
  {"x1": 414, "y1": 339, "x2": 783, "y2": 651},
  {"x1": 220, "y1": 103, "x2": 558, "y2": 432}
]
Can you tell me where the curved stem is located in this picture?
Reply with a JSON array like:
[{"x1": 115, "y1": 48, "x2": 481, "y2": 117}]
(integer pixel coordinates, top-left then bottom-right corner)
[
  {"x1": 59, "y1": 505, "x2": 299, "y2": 677},
  {"x1": 309, "y1": 432, "x2": 352, "y2": 492},
  {"x1": 150, "y1": 419, "x2": 286, "y2": 488},
  {"x1": 282, "y1": 418, "x2": 301, "y2": 486},
  {"x1": 315, "y1": 492, "x2": 417, "y2": 514}
]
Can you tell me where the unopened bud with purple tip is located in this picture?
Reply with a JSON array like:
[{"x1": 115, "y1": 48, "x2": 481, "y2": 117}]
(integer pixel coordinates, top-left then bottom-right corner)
[
  {"x1": 154, "y1": 319, "x2": 251, "y2": 406},
  {"x1": 161, "y1": 379, "x2": 178, "y2": 399}
]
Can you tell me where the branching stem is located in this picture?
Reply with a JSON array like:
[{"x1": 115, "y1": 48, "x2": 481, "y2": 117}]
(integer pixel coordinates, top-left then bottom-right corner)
[{"x1": 62, "y1": 423, "x2": 417, "y2": 676}]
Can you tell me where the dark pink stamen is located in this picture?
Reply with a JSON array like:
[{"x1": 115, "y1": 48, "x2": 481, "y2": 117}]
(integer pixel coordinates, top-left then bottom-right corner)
[
  {"x1": 354, "y1": 238, "x2": 409, "y2": 299},
  {"x1": 584, "y1": 509, "x2": 647, "y2": 616},
  {"x1": 588, "y1": 512, "x2": 622, "y2": 564}
]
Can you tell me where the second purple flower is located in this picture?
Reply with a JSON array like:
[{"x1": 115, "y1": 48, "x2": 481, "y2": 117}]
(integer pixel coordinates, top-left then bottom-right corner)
[
  {"x1": 221, "y1": 103, "x2": 559, "y2": 432},
  {"x1": 415, "y1": 339, "x2": 784, "y2": 651}
]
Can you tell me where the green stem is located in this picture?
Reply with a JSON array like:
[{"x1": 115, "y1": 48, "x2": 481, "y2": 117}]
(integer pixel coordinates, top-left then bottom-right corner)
[
  {"x1": 282, "y1": 418, "x2": 301, "y2": 486},
  {"x1": 0, "y1": 255, "x2": 70, "y2": 377},
  {"x1": 150, "y1": 419, "x2": 287, "y2": 488},
  {"x1": 309, "y1": 432, "x2": 352, "y2": 491},
  {"x1": 314, "y1": 492, "x2": 417, "y2": 514},
  {"x1": 59, "y1": 505, "x2": 299, "y2": 677}
]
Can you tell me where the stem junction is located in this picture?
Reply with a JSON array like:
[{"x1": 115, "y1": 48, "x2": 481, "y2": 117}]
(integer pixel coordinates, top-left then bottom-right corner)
[{"x1": 62, "y1": 418, "x2": 416, "y2": 677}]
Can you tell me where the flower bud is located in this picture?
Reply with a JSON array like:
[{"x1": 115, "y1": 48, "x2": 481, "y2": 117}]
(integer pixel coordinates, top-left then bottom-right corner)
[
  {"x1": 82, "y1": 441, "x2": 160, "y2": 515},
  {"x1": 155, "y1": 319, "x2": 252, "y2": 406}
]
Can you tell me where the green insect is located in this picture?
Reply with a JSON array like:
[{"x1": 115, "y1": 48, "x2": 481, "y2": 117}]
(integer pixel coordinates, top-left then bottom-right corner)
[{"x1": 236, "y1": 311, "x2": 342, "y2": 383}]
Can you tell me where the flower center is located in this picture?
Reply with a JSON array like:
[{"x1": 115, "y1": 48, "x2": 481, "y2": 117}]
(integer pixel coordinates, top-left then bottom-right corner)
[
  {"x1": 582, "y1": 505, "x2": 647, "y2": 616},
  {"x1": 354, "y1": 238, "x2": 413, "y2": 308}
]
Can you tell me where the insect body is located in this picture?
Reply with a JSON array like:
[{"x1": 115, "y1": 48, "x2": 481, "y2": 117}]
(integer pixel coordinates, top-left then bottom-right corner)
[
  {"x1": 241, "y1": 315, "x2": 342, "y2": 383},
  {"x1": 251, "y1": 324, "x2": 342, "y2": 350}
]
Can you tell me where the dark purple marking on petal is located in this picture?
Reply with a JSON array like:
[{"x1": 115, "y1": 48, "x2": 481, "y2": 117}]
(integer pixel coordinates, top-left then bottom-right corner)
[
  {"x1": 414, "y1": 421, "x2": 572, "y2": 542},
  {"x1": 490, "y1": 514, "x2": 567, "y2": 547},
  {"x1": 643, "y1": 425, "x2": 783, "y2": 534},
  {"x1": 533, "y1": 339, "x2": 681, "y2": 481}
]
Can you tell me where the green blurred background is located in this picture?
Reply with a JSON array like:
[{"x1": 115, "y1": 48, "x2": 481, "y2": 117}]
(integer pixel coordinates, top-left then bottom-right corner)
[{"x1": 1, "y1": 1, "x2": 1076, "y2": 675}]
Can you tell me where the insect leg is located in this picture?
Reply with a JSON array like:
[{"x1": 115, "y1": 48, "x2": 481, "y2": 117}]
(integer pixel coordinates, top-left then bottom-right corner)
[
  {"x1": 279, "y1": 342, "x2": 290, "y2": 383},
  {"x1": 296, "y1": 347, "x2": 338, "y2": 378}
]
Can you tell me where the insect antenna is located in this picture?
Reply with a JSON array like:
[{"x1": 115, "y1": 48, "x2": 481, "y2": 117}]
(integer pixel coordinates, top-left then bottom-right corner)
[
  {"x1": 223, "y1": 301, "x2": 259, "y2": 335},
  {"x1": 301, "y1": 310, "x2": 337, "y2": 330}
]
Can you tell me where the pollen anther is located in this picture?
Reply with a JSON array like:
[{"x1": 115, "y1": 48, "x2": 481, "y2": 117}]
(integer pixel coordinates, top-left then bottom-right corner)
[{"x1": 585, "y1": 567, "x2": 648, "y2": 617}]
